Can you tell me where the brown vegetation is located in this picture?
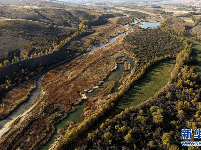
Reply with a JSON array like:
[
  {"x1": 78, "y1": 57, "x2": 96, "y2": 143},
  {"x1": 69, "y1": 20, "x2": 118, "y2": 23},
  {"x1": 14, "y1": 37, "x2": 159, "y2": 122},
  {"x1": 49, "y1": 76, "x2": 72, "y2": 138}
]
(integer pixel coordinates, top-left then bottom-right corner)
[{"x1": 0, "y1": 80, "x2": 36, "y2": 120}]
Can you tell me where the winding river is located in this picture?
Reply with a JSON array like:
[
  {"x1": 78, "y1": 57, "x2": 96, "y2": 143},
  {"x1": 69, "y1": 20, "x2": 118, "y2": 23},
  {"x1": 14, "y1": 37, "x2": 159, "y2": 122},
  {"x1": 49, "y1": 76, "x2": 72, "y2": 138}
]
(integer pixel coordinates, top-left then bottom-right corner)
[
  {"x1": 0, "y1": 23, "x2": 129, "y2": 148},
  {"x1": 0, "y1": 20, "x2": 159, "y2": 149}
]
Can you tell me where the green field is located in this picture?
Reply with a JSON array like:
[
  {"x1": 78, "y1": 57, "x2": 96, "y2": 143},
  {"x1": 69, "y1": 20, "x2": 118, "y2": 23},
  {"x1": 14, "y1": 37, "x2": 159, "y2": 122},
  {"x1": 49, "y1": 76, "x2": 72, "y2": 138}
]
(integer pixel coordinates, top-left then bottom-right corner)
[
  {"x1": 109, "y1": 60, "x2": 175, "y2": 117},
  {"x1": 188, "y1": 39, "x2": 201, "y2": 75}
]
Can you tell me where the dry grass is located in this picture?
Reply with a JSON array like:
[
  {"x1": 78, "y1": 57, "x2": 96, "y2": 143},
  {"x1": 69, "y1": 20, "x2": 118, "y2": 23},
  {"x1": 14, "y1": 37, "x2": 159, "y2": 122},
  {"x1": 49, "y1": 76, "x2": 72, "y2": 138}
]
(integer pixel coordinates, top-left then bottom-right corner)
[
  {"x1": 0, "y1": 80, "x2": 36, "y2": 120},
  {"x1": 41, "y1": 35, "x2": 126, "y2": 107},
  {"x1": 80, "y1": 17, "x2": 126, "y2": 46},
  {"x1": 179, "y1": 17, "x2": 194, "y2": 24}
]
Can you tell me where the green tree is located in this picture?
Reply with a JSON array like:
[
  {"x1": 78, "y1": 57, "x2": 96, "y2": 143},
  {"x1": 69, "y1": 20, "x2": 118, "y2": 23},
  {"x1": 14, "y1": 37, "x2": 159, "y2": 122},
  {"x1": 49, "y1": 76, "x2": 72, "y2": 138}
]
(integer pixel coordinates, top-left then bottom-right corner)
[
  {"x1": 141, "y1": 116, "x2": 148, "y2": 124},
  {"x1": 178, "y1": 110, "x2": 185, "y2": 119},
  {"x1": 151, "y1": 108, "x2": 163, "y2": 124},
  {"x1": 115, "y1": 125, "x2": 120, "y2": 130},
  {"x1": 33, "y1": 53, "x2": 37, "y2": 57},
  {"x1": 88, "y1": 37, "x2": 96, "y2": 45},
  {"x1": 188, "y1": 146, "x2": 199, "y2": 150},
  {"x1": 49, "y1": 47, "x2": 52, "y2": 53},
  {"x1": 153, "y1": 113, "x2": 163, "y2": 124},
  {"x1": 176, "y1": 79, "x2": 183, "y2": 89},
  {"x1": 24, "y1": 52, "x2": 29, "y2": 60}
]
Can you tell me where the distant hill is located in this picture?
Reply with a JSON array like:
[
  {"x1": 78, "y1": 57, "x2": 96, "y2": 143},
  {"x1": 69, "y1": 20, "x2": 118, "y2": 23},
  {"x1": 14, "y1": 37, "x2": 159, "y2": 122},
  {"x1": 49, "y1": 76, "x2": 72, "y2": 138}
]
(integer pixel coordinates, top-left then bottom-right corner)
[
  {"x1": 0, "y1": 5, "x2": 96, "y2": 63},
  {"x1": 0, "y1": 0, "x2": 66, "y2": 7},
  {"x1": 169, "y1": 0, "x2": 201, "y2": 4}
]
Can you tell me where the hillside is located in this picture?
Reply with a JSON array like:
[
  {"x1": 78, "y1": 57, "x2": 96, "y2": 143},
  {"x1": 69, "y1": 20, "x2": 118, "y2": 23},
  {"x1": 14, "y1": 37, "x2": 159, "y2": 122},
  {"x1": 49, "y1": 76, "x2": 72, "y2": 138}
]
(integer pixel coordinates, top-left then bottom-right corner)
[{"x1": 0, "y1": 5, "x2": 97, "y2": 61}]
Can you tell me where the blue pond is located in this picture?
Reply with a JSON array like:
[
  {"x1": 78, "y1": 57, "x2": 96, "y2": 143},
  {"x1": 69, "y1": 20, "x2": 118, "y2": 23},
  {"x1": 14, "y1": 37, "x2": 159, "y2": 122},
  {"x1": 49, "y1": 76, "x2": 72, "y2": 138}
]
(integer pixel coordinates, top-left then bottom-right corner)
[{"x1": 140, "y1": 22, "x2": 160, "y2": 29}]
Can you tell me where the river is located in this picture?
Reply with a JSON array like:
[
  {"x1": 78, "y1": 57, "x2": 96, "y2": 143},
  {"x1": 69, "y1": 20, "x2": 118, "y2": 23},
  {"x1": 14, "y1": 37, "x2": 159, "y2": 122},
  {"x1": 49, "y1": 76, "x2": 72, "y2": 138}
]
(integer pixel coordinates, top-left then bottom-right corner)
[
  {"x1": 41, "y1": 21, "x2": 159, "y2": 150},
  {"x1": 0, "y1": 22, "x2": 129, "y2": 149},
  {"x1": 0, "y1": 22, "x2": 129, "y2": 134},
  {"x1": 0, "y1": 20, "x2": 159, "y2": 149}
]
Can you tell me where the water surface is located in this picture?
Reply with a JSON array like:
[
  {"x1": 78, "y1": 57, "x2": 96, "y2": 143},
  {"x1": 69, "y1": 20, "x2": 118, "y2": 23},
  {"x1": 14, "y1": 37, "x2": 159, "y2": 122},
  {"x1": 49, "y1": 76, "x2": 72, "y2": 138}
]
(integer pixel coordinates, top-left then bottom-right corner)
[{"x1": 140, "y1": 22, "x2": 160, "y2": 29}]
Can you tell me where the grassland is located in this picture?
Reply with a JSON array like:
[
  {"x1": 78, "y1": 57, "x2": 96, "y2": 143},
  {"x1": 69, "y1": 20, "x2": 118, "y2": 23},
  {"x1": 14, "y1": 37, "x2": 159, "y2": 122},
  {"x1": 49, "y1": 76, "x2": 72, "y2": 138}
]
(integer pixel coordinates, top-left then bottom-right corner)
[
  {"x1": 188, "y1": 39, "x2": 201, "y2": 75},
  {"x1": 110, "y1": 60, "x2": 175, "y2": 117}
]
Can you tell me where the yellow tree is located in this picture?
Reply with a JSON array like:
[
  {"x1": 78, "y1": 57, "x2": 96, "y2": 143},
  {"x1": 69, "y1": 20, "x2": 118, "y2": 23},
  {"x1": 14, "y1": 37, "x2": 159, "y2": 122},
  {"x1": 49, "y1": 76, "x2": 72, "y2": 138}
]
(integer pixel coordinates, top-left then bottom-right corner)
[
  {"x1": 4, "y1": 60, "x2": 9, "y2": 66},
  {"x1": 124, "y1": 133, "x2": 132, "y2": 143},
  {"x1": 49, "y1": 47, "x2": 52, "y2": 53},
  {"x1": 24, "y1": 52, "x2": 29, "y2": 59},
  {"x1": 162, "y1": 133, "x2": 172, "y2": 146},
  {"x1": 33, "y1": 53, "x2": 37, "y2": 57}
]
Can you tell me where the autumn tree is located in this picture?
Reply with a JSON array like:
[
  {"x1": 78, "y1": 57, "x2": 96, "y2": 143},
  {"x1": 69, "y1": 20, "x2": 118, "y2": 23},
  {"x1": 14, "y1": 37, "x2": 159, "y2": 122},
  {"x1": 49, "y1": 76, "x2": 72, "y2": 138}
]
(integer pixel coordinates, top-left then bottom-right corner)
[
  {"x1": 24, "y1": 52, "x2": 29, "y2": 59},
  {"x1": 162, "y1": 133, "x2": 172, "y2": 146},
  {"x1": 4, "y1": 60, "x2": 9, "y2": 66},
  {"x1": 124, "y1": 133, "x2": 132, "y2": 143},
  {"x1": 88, "y1": 133, "x2": 94, "y2": 140},
  {"x1": 104, "y1": 132, "x2": 112, "y2": 140},
  {"x1": 169, "y1": 144, "x2": 179, "y2": 150},
  {"x1": 147, "y1": 141, "x2": 155, "y2": 148},
  {"x1": 150, "y1": 106, "x2": 163, "y2": 124}
]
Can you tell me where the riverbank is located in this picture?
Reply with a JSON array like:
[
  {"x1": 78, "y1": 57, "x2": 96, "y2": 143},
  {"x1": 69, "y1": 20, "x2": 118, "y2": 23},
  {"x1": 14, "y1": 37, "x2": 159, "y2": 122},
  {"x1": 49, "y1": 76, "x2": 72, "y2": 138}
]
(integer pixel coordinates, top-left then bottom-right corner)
[
  {"x1": 0, "y1": 80, "x2": 36, "y2": 121},
  {"x1": 0, "y1": 90, "x2": 45, "y2": 139}
]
